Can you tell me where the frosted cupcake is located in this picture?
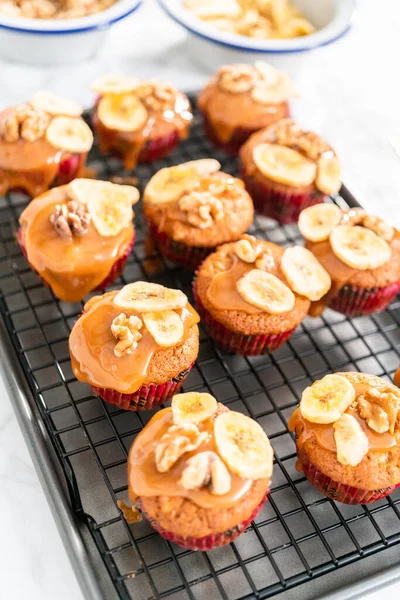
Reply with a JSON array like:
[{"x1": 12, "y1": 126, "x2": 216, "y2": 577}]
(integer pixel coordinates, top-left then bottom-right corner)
[
  {"x1": 0, "y1": 91, "x2": 93, "y2": 197},
  {"x1": 289, "y1": 372, "x2": 400, "y2": 504},
  {"x1": 144, "y1": 159, "x2": 254, "y2": 269},
  {"x1": 18, "y1": 179, "x2": 139, "y2": 302},
  {"x1": 127, "y1": 391, "x2": 273, "y2": 549},
  {"x1": 69, "y1": 283, "x2": 199, "y2": 411},
  {"x1": 198, "y1": 61, "x2": 297, "y2": 154},
  {"x1": 91, "y1": 75, "x2": 192, "y2": 170},
  {"x1": 298, "y1": 204, "x2": 400, "y2": 316},
  {"x1": 239, "y1": 119, "x2": 341, "y2": 224},
  {"x1": 193, "y1": 235, "x2": 331, "y2": 354}
]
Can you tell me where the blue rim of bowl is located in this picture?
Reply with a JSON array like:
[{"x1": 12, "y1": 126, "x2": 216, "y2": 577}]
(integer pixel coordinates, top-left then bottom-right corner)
[
  {"x1": 157, "y1": 0, "x2": 352, "y2": 53},
  {"x1": 0, "y1": 0, "x2": 142, "y2": 34}
]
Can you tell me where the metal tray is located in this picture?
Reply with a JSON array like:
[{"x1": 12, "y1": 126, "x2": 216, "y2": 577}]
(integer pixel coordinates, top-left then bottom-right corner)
[{"x1": 1, "y1": 101, "x2": 400, "y2": 600}]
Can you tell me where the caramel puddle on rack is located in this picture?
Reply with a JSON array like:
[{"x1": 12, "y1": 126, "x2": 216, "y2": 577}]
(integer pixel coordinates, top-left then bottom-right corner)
[{"x1": 117, "y1": 500, "x2": 142, "y2": 525}]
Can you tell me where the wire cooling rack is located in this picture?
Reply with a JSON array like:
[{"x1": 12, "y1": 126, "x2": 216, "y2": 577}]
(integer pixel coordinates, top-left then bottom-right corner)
[{"x1": 1, "y1": 102, "x2": 400, "y2": 600}]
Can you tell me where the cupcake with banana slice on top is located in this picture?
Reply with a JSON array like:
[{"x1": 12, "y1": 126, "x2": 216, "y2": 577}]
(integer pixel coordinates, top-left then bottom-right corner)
[
  {"x1": 91, "y1": 75, "x2": 192, "y2": 170},
  {"x1": 126, "y1": 391, "x2": 273, "y2": 549},
  {"x1": 289, "y1": 372, "x2": 400, "y2": 504},
  {"x1": 69, "y1": 282, "x2": 199, "y2": 411},
  {"x1": 298, "y1": 204, "x2": 400, "y2": 316},
  {"x1": 239, "y1": 118, "x2": 341, "y2": 224},
  {"x1": 18, "y1": 179, "x2": 139, "y2": 303},
  {"x1": 193, "y1": 235, "x2": 331, "y2": 355},
  {"x1": 0, "y1": 91, "x2": 93, "y2": 197},
  {"x1": 198, "y1": 61, "x2": 297, "y2": 154},
  {"x1": 143, "y1": 159, "x2": 254, "y2": 269}
]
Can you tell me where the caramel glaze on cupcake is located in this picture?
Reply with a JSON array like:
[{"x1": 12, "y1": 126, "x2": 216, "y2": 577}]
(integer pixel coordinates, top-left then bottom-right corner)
[
  {"x1": 239, "y1": 119, "x2": 341, "y2": 224},
  {"x1": 143, "y1": 159, "x2": 254, "y2": 268},
  {"x1": 127, "y1": 392, "x2": 273, "y2": 547},
  {"x1": 18, "y1": 179, "x2": 139, "y2": 303},
  {"x1": 194, "y1": 235, "x2": 331, "y2": 354},
  {"x1": 91, "y1": 75, "x2": 192, "y2": 170},
  {"x1": 69, "y1": 283, "x2": 199, "y2": 410},
  {"x1": 0, "y1": 91, "x2": 93, "y2": 197},
  {"x1": 298, "y1": 204, "x2": 400, "y2": 317},
  {"x1": 198, "y1": 62, "x2": 296, "y2": 154},
  {"x1": 289, "y1": 372, "x2": 400, "y2": 499}
]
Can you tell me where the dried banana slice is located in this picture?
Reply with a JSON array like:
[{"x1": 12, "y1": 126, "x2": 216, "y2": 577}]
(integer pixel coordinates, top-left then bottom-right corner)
[
  {"x1": 69, "y1": 179, "x2": 139, "y2": 206},
  {"x1": 298, "y1": 204, "x2": 342, "y2": 242},
  {"x1": 45, "y1": 116, "x2": 93, "y2": 153},
  {"x1": 300, "y1": 374, "x2": 356, "y2": 424},
  {"x1": 114, "y1": 282, "x2": 187, "y2": 312},
  {"x1": 97, "y1": 94, "x2": 148, "y2": 132},
  {"x1": 142, "y1": 310, "x2": 184, "y2": 347},
  {"x1": 172, "y1": 392, "x2": 217, "y2": 426},
  {"x1": 316, "y1": 155, "x2": 341, "y2": 195},
  {"x1": 333, "y1": 413, "x2": 369, "y2": 466},
  {"x1": 253, "y1": 143, "x2": 317, "y2": 187},
  {"x1": 92, "y1": 75, "x2": 139, "y2": 96},
  {"x1": 237, "y1": 269, "x2": 295, "y2": 314},
  {"x1": 330, "y1": 225, "x2": 391, "y2": 270},
  {"x1": 31, "y1": 90, "x2": 83, "y2": 117},
  {"x1": 281, "y1": 246, "x2": 331, "y2": 301}
]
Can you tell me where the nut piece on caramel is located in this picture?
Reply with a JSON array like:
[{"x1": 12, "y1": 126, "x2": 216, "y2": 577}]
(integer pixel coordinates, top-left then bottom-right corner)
[
  {"x1": 155, "y1": 423, "x2": 208, "y2": 473},
  {"x1": 179, "y1": 451, "x2": 231, "y2": 495},
  {"x1": 49, "y1": 200, "x2": 91, "y2": 240},
  {"x1": 111, "y1": 313, "x2": 143, "y2": 358}
]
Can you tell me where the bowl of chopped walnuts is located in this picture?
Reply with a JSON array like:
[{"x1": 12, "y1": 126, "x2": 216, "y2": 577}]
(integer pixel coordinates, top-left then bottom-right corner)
[
  {"x1": 0, "y1": 0, "x2": 142, "y2": 65},
  {"x1": 157, "y1": 0, "x2": 355, "y2": 72}
]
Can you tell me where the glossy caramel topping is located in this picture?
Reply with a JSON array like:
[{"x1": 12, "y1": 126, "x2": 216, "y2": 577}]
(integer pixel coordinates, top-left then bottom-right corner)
[
  {"x1": 95, "y1": 93, "x2": 192, "y2": 170},
  {"x1": 394, "y1": 369, "x2": 400, "y2": 389},
  {"x1": 0, "y1": 107, "x2": 63, "y2": 196},
  {"x1": 69, "y1": 292, "x2": 199, "y2": 394},
  {"x1": 19, "y1": 186, "x2": 133, "y2": 303},
  {"x1": 128, "y1": 408, "x2": 252, "y2": 509},
  {"x1": 207, "y1": 255, "x2": 263, "y2": 313}
]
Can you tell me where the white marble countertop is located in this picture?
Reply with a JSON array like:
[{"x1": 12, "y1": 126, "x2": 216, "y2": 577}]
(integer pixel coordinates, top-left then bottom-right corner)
[{"x1": 1, "y1": 1, "x2": 400, "y2": 599}]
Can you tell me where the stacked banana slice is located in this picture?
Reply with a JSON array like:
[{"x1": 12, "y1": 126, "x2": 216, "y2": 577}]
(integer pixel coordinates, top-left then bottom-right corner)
[
  {"x1": 92, "y1": 75, "x2": 148, "y2": 133},
  {"x1": 30, "y1": 90, "x2": 93, "y2": 154},
  {"x1": 299, "y1": 204, "x2": 393, "y2": 270},
  {"x1": 113, "y1": 282, "x2": 188, "y2": 347},
  {"x1": 67, "y1": 179, "x2": 139, "y2": 237}
]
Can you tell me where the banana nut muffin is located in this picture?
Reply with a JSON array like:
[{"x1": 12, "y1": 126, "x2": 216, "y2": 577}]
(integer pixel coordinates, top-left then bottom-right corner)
[
  {"x1": 91, "y1": 75, "x2": 192, "y2": 170},
  {"x1": 298, "y1": 204, "x2": 400, "y2": 317},
  {"x1": 143, "y1": 159, "x2": 254, "y2": 269},
  {"x1": 69, "y1": 282, "x2": 200, "y2": 411},
  {"x1": 239, "y1": 118, "x2": 341, "y2": 224},
  {"x1": 198, "y1": 61, "x2": 297, "y2": 154},
  {"x1": 0, "y1": 91, "x2": 93, "y2": 197},
  {"x1": 289, "y1": 372, "x2": 400, "y2": 504},
  {"x1": 127, "y1": 391, "x2": 273, "y2": 549},
  {"x1": 193, "y1": 235, "x2": 331, "y2": 355}
]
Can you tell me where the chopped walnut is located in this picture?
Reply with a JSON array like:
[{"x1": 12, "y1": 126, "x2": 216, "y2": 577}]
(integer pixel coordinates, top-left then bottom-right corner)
[
  {"x1": 137, "y1": 81, "x2": 176, "y2": 112},
  {"x1": 358, "y1": 396, "x2": 390, "y2": 433},
  {"x1": 274, "y1": 119, "x2": 303, "y2": 148},
  {"x1": 155, "y1": 424, "x2": 208, "y2": 473},
  {"x1": 357, "y1": 387, "x2": 400, "y2": 434},
  {"x1": 218, "y1": 64, "x2": 259, "y2": 94},
  {"x1": 179, "y1": 451, "x2": 231, "y2": 496},
  {"x1": 0, "y1": 104, "x2": 50, "y2": 143},
  {"x1": 234, "y1": 236, "x2": 275, "y2": 270},
  {"x1": 111, "y1": 313, "x2": 143, "y2": 358},
  {"x1": 50, "y1": 200, "x2": 91, "y2": 240},
  {"x1": 273, "y1": 119, "x2": 331, "y2": 161},
  {"x1": 179, "y1": 190, "x2": 224, "y2": 229},
  {"x1": 340, "y1": 209, "x2": 394, "y2": 242},
  {"x1": 296, "y1": 132, "x2": 331, "y2": 161}
]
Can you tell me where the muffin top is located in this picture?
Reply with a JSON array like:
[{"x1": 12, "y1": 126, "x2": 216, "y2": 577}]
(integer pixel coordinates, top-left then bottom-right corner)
[
  {"x1": 19, "y1": 179, "x2": 138, "y2": 302},
  {"x1": 128, "y1": 391, "x2": 273, "y2": 509},
  {"x1": 195, "y1": 235, "x2": 331, "y2": 335},
  {"x1": 289, "y1": 372, "x2": 400, "y2": 490},
  {"x1": 299, "y1": 204, "x2": 400, "y2": 290},
  {"x1": 143, "y1": 159, "x2": 254, "y2": 248},
  {"x1": 198, "y1": 62, "x2": 296, "y2": 143},
  {"x1": 240, "y1": 119, "x2": 341, "y2": 195},
  {"x1": 0, "y1": 91, "x2": 93, "y2": 196},
  {"x1": 69, "y1": 282, "x2": 200, "y2": 394}
]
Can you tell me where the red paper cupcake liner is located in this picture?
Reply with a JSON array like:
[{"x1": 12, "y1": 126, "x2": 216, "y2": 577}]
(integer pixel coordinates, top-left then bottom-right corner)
[
  {"x1": 299, "y1": 449, "x2": 400, "y2": 504},
  {"x1": 193, "y1": 279, "x2": 295, "y2": 355},
  {"x1": 139, "y1": 129, "x2": 180, "y2": 163},
  {"x1": 139, "y1": 490, "x2": 269, "y2": 550},
  {"x1": 55, "y1": 152, "x2": 87, "y2": 186},
  {"x1": 241, "y1": 171, "x2": 325, "y2": 225},
  {"x1": 148, "y1": 221, "x2": 214, "y2": 270},
  {"x1": 90, "y1": 363, "x2": 194, "y2": 411},
  {"x1": 328, "y1": 281, "x2": 400, "y2": 317}
]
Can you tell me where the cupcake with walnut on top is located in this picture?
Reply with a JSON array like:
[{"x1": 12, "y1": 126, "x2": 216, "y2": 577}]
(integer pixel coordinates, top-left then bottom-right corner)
[
  {"x1": 143, "y1": 159, "x2": 254, "y2": 269},
  {"x1": 290, "y1": 372, "x2": 400, "y2": 504},
  {"x1": 198, "y1": 61, "x2": 297, "y2": 154},
  {"x1": 193, "y1": 234, "x2": 331, "y2": 355},
  {"x1": 91, "y1": 75, "x2": 192, "y2": 170},
  {"x1": 298, "y1": 204, "x2": 400, "y2": 316},
  {"x1": 0, "y1": 91, "x2": 93, "y2": 197},
  {"x1": 240, "y1": 118, "x2": 341, "y2": 224},
  {"x1": 125, "y1": 391, "x2": 273, "y2": 550}
]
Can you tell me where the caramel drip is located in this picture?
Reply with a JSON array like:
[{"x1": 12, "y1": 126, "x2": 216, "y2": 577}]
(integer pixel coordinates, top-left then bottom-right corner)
[
  {"x1": 0, "y1": 108, "x2": 63, "y2": 196},
  {"x1": 128, "y1": 408, "x2": 252, "y2": 509},
  {"x1": 19, "y1": 186, "x2": 133, "y2": 302},
  {"x1": 394, "y1": 369, "x2": 400, "y2": 389},
  {"x1": 288, "y1": 405, "x2": 396, "y2": 454},
  {"x1": 95, "y1": 94, "x2": 192, "y2": 170},
  {"x1": 69, "y1": 293, "x2": 199, "y2": 394}
]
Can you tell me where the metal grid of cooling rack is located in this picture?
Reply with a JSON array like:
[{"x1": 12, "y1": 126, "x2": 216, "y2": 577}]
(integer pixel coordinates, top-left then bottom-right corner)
[{"x1": 1, "y1": 103, "x2": 400, "y2": 600}]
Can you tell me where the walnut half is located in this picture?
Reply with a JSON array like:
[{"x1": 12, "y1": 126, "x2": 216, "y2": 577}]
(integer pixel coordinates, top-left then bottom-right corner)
[
  {"x1": 0, "y1": 104, "x2": 50, "y2": 143},
  {"x1": 179, "y1": 451, "x2": 231, "y2": 496},
  {"x1": 49, "y1": 200, "x2": 91, "y2": 240}
]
